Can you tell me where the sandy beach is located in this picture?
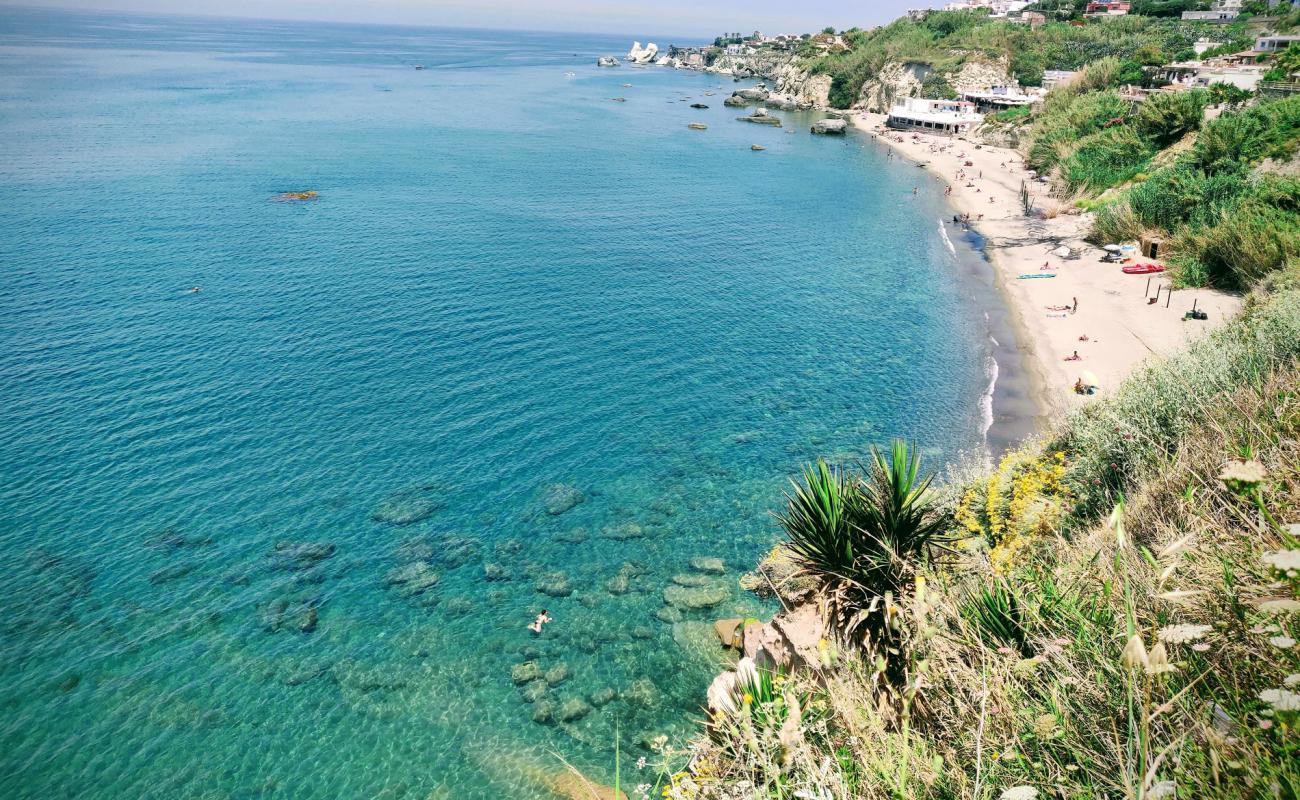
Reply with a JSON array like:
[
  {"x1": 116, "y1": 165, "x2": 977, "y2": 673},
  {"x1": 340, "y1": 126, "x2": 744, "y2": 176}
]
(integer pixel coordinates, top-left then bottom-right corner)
[{"x1": 855, "y1": 112, "x2": 1243, "y2": 421}]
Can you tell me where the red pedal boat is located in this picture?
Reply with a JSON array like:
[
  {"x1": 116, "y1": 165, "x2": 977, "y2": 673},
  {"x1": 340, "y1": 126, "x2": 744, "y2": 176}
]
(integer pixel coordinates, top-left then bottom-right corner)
[{"x1": 1122, "y1": 263, "x2": 1165, "y2": 275}]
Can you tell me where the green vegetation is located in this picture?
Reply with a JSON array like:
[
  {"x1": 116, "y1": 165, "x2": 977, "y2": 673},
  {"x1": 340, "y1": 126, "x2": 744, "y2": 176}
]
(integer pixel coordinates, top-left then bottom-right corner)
[
  {"x1": 1091, "y1": 95, "x2": 1300, "y2": 288},
  {"x1": 778, "y1": 443, "x2": 952, "y2": 657},
  {"x1": 674, "y1": 278, "x2": 1300, "y2": 800},
  {"x1": 809, "y1": 12, "x2": 1251, "y2": 108}
]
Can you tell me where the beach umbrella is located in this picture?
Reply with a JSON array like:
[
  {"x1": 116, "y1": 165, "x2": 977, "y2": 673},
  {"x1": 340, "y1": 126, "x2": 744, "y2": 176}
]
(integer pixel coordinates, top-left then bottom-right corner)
[
  {"x1": 1103, "y1": 244, "x2": 1122, "y2": 252},
  {"x1": 1080, "y1": 370, "x2": 1100, "y2": 387}
]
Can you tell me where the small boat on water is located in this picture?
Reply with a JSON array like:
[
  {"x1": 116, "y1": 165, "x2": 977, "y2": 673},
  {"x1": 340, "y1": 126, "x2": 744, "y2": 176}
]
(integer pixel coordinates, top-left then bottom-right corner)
[{"x1": 1122, "y1": 263, "x2": 1165, "y2": 275}]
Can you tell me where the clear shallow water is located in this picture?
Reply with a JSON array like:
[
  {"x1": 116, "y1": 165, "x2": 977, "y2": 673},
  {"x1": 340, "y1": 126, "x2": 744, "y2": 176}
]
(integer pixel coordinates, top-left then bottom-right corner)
[{"x1": 0, "y1": 9, "x2": 999, "y2": 798}]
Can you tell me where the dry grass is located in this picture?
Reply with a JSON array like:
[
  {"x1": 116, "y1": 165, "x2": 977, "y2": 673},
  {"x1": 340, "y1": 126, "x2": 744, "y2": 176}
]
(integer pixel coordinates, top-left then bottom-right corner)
[{"x1": 674, "y1": 290, "x2": 1300, "y2": 800}]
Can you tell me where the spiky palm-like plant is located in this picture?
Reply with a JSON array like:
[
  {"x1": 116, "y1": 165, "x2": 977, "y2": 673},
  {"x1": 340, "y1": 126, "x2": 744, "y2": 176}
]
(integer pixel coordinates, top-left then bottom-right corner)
[{"x1": 777, "y1": 440, "x2": 953, "y2": 653}]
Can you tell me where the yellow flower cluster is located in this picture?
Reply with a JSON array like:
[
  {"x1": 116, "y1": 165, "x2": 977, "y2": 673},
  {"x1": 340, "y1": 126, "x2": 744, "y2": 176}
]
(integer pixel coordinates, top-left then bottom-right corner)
[{"x1": 957, "y1": 451, "x2": 1067, "y2": 575}]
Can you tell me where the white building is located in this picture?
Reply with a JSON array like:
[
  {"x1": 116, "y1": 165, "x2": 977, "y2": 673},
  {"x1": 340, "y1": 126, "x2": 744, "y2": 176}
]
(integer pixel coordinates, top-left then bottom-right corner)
[
  {"x1": 1256, "y1": 35, "x2": 1300, "y2": 53},
  {"x1": 1182, "y1": 9, "x2": 1237, "y2": 21},
  {"x1": 962, "y1": 84, "x2": 1035, "y2": 112},
  {"x1": 887, "y1": 97, "x2": 983, "y2": 135},
  {"x1": 1042, "y1": 70, "x2": 1079, "y2": 90}
]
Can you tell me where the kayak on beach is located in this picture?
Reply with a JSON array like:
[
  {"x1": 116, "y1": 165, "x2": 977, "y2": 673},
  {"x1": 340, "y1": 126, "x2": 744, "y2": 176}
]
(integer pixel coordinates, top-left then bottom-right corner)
[{"x1": 1019, "y1": 273, "x2": 1056, "y2": 279}]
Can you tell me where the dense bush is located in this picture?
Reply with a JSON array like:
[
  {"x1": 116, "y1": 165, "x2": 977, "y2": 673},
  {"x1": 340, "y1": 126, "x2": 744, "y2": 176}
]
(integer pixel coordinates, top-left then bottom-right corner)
[
  {"x1": 1060, "y1": 126, "x2": 1155, "y2": 191},
  {"x1": 1091, "y1": 96, "x2": 1300, "y2": 287},
  {"x1": 1133, "y1": 89, "x2": 1209, "y2": 147}
]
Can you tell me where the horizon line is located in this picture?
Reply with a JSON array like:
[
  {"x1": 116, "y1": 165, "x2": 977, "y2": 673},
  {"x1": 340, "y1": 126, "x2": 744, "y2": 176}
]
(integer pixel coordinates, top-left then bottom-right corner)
[{"x1": 0, "y1": 2, "x2": 747, "y2": 45}]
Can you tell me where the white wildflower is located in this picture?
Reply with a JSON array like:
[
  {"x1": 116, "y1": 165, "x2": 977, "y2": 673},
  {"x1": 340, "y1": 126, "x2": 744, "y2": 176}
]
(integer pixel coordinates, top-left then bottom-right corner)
[
  {"x1": 1258, "y1": 599, "x2": 1300, "y2": 614},
  {"x1": 1148, "y1": 780, "x2": 1176, "y2": 799},
  {"x1": 1268, "y1": 635, "x2": 1296, "y2": 649},
  {"x1": 1259, "y1": 688, "x2": 1300, "y2": 712},
  {"x1": 1000, "y1": 787, "x2": 1039, "y2": 800},
  {"x1": 636, "y1": 757, "x2": 647, "y2": 770},
  {"x1": 1158, "y1": 624, "x2": 1212, "y2": 644},
  {"x1": 1219, "y1": 459, "x2": 1266, "y2": 492}
]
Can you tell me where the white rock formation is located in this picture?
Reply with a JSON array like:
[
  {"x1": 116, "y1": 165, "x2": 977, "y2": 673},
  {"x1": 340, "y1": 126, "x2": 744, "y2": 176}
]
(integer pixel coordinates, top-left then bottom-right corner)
[{"x1": 626, "y1": 41, "x2": 659, "y2": 64}]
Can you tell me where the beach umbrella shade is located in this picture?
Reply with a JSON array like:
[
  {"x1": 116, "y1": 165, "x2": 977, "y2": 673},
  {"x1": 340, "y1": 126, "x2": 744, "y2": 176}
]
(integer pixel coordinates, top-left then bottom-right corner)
[
  {"x1": 1103, "y1": 244, "x2": 1123, "y2": 252},
  {"x1": 1080, "y1": 370, "x2": 1100, "y2": 387}
]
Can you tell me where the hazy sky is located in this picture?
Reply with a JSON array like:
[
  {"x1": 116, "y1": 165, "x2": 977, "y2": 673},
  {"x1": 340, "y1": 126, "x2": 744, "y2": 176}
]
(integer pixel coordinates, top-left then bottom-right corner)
[{"x1": 1, "y1": 0, "x2": 922, "y2": 38}]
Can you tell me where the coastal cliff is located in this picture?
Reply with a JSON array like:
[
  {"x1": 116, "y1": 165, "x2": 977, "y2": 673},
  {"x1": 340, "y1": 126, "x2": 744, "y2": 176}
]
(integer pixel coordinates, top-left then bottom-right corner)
[
  {"x1": 702, "y1": 50, "x2": 831, "y2": 109},
  {"x1": 856, "y1": 58, "x2": 1015, "y2": 114}
]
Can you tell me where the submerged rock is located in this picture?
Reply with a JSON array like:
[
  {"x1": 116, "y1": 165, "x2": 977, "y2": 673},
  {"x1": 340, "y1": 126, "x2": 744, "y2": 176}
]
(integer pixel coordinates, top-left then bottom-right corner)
[
  {"x1": 433, "y1": 535, "x2": 480, "y2": 568},
  {"x1": 147, "y1": 528, "x2": 213, "y2": 551},
  {"x1": 671, "y1": 573, "x2": 711, "y2": 588},
  {"x1": 520, "y1": 679, "x2": 548, "y2": 703},
  {"x1": 625, "y1": 678, "x2": 658, "y2": 708},
  {"x1": 270, "y1": 541, "x2": 336, "y2": 571},
  {"x1": 532, "y1": 698, "x2": 556, "y2": 724},
  {"x1": 512, "y1": 662, "x2": 542, "y2": 685},
  {"x1": 600, "y1": 522, "x2": 644, "y2": 541},
  {"x1": 536, "y1": 571, "x2": 573, "y2": 598},
  {"x1": 383, "y1": 562, "x2": 441, "y2": 597},
  {"x1": 590, "y1": 686, "x2": 616, "y2": 707},
  {"x1": 557, "y1": 697, "x2": 593, "y2": 723},
  {"x1": 673, "y1": 621, "x2": 735, "y2": 669},
  {"x1": 691, "y1": 557, "x2": 726, "y2": 575},
  {"x1": 542, "y1": 484, "x2": 585, "y2": 516},
  {"x1": 483, "y1": 562, "x2": 510, "y2": 582},
  {"x1": 655, "y1": 606, "x2": 683, "y2": 624},
  {"x1": 605, "y1": 573, "x2": 630, "y2": 595},
  {"x1": 663, "y1": 582, "x2": 728, "y2": 609},
  {"x1": 690, "y1": 103, "x2": 709, "y2": 109},
  {"x1": 555, "y1": 527, "x2": 589, "y2": 544},
  {"x1": 372, "y1": 484, "x2": 446, "y2": 526},
  {"x1": 544, "y1": 663, "x2": 570, "y2": 686},
  {"x1": 260, "y1": 597, "x2": 319, "y2": 634},
  {"x1": 149, "y1": 562, "x2": 198, "y2": 585}
]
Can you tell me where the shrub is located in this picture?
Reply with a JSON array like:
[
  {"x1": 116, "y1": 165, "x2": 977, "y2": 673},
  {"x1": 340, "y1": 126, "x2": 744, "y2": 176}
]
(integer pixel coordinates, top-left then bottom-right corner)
[
  {"x1": 1133, "y1": 89, "x2": 1208, "y2": 148},
  {"x1": 1060, "y1": 126, "x2": 1155, "y2": 192},
  {"x1": 778, "y1": 442, "x2": 953, "y2": 652}
]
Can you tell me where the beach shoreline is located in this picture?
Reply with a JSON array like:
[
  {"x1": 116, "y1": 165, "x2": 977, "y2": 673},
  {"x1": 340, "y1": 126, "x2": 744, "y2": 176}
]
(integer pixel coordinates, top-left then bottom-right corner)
[{"x1": 854, "y1": 111, "x2": 1244, "y2": 424}]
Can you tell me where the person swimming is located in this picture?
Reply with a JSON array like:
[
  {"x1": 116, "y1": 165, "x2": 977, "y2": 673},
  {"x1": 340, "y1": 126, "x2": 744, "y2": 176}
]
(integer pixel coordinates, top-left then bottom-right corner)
[
  {"x1": 527, "y1": 610, "x2": 552, "y2": 634},
  {"x1": 186, "y1": 286, "x2": 201, "y2": 294}
]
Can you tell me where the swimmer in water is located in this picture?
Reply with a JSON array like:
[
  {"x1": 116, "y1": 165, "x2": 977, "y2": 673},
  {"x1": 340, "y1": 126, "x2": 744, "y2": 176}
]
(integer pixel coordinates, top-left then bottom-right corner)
[
  {"x1": 527, "y1": 610, "x2": 552, "y2": 634},
  {"x1": 187, "y1": 286, "x2": 202, "y2": 294}
]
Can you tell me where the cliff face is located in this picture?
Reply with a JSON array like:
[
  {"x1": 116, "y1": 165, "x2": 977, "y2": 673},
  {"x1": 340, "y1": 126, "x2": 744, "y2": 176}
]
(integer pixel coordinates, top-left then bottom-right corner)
[
  {"x1": 704, "y1": 50, "x2": 831, "y2": 108},
  {"x1": 857, "y1": 58, "x2": 1016, "y2": 114}
]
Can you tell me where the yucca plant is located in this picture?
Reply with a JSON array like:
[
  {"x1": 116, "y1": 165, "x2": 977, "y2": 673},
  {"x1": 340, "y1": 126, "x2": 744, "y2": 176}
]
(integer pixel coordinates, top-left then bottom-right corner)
[
  {"x1": 778, "y1": 440, "x2": 954, "y2": 655},
  {"x1": 961, "y1": 580, "x2": 1031, "y2": 656}
]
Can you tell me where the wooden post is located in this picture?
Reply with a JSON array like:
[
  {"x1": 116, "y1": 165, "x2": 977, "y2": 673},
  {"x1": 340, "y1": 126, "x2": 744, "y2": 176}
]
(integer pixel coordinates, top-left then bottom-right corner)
[
  {"x1": 1166, "y1": 286, "x2": 1172, "y2": 308},
  {"x1": 1145, "y1": 276, "x2": 1152, "y2": 297}
]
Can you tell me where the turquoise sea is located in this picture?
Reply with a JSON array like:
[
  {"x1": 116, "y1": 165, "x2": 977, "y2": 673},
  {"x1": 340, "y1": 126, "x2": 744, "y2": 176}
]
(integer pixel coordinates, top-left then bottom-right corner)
[{"x1": 0, "y1": 9, "x2": 1018, "y2": 798}]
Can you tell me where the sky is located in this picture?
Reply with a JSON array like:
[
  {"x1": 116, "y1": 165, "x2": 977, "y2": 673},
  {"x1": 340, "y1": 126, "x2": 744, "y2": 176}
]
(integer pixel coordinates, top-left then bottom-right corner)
[{"x1": 0, "y1": 0, "x2": 922, "y2": 38}]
